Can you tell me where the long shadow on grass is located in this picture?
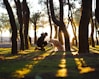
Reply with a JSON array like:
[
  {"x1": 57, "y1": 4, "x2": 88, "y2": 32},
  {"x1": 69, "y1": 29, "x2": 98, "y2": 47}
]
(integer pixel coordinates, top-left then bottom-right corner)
[
  {"x1": 23, "y1": 50, "x2": 81, "y2": 79},
  {"x1": 64, "y1": 51, "x2": 81, "y2": 79},
  {"x1": 0, "y1": 47, "x2": 52, "y2": 79},
  {"x1": 26, "y1": 50, "x2": 99, "y2": 79},
  {"x1": 24, "y1": 51, "x2": 63, "y2": 79},
  {"x1": 67, "y1": 50, "x2": 99, "y2": 79},
  {"x1": 2, "y1": 46, "x2": 98, "y2": 79},
  {"x1": 75, "y1": 53, "x2": 99, "y2": 79}
]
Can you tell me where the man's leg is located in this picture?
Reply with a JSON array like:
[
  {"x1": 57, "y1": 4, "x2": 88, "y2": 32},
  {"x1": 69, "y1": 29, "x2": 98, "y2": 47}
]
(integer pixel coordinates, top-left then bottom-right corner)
[
  {"x1": 40, "y1": 41, "x2": 47, "y2": 51},
  {"x1": 43, "y1": 41, "x2": 47, "y2": 46}
]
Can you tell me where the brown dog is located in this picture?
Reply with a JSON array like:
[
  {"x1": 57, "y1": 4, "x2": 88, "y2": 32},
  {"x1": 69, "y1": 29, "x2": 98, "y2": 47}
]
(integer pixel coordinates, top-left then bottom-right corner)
[{"x1": 49, "y1": 39, "x2": 64, "y2": 51}]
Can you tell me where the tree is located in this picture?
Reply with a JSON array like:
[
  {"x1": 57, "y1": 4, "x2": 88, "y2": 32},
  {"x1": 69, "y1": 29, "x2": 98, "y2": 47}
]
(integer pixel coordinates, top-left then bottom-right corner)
[
  {"x1": 95, "y1": 0, "x2": 99, "y2": 45},
  {"x1": 67, "y1": 0, "x2": 78, "y2": 46},
  {"x1": 30, "y1": 12, "x2": 41, "y2": 44},
  {"x1": 78, "y1": 0, "x2": 92, "y2": 54},
  {"x1": 22, "y1": 0, "x2": 30, "y2": 49},
  {"x1": 3, "y1": 0, "x2": 18, "y2": 54},
  {"x1": 90, "y1": 6, "x2": 95, "y2": 47},
  {"x1": 46, "y1": 0, "x2": 53, "y2": 39},
  {"x1": 95, "y1": 0, "x2": 99, "y2": 23},
  {"x1": 49, "y1": 0, "x2": 70, "y2": 51},
  {"x1": 14, "y1": 0, "x2": 25, "y2": 50},
  {"x1": 54, "y1": 24, "x2": 58, "y2": 39}
]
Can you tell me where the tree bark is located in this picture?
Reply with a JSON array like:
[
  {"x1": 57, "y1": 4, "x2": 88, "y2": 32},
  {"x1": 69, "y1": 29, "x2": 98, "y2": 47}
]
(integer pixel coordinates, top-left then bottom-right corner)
[
  {"x1": 95, "y1": 0, "x2": 99, "y2": 45},
  {"x1": 95, "y1": 0, "x2": 99, "y2": 23},
  {"x1": 58, "y1": 28, "x2": 64, "y2": 45},
  {"x1": 78, "y1": 0, "x2": 91, "y2": 53},
  {"x1": 3, "y1": 0, "x2": 18, "y2": 54},
  {"x1": 14, "y1": 0, "x2": 25, "y2": 50},
  {"x1": 22, "y1": 0, "x2": 30, "y2": 49},
  {"x1": 54, "y1": 24, "x2": 58, "y2": 39},
  {"x1": 90, "y1": 12, "x2": 95, "y2": 47},
  {"x1": 49, "y1": 0, "x2": 70, "y2": 51},
  {"x1": 46, "y1": 0, "x2": 53, "y2": 39}
]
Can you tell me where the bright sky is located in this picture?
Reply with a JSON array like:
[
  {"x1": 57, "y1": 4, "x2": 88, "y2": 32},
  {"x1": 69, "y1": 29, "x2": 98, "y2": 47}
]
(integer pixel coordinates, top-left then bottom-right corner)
[
  {"x1": 0, "y1": 0, "x2": 81, "y2": 42},
  {"x1": 0, "y1": 0, "x2": 96, "y2": 42}
]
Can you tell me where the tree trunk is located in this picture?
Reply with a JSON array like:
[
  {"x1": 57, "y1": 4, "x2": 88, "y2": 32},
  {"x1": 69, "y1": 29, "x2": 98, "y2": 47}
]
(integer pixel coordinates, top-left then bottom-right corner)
[
  {"x1": 95, "y1": 0, "x2": 99, "y2": 44},
  {"x1": 34, "y1": 23, "x2": 37, "y2": 44},
  {"x1": 78, "y1": 0, "x2": 91, "y2": 54},
  {"x1": 95, "y1": 19, "x2": 99, "y2": 45},
  {"x1": 90, "y1": 11, "x2": 95, "y2": 47},
  {"x1": 95, "y1": 0, "x2": 99, "y2": 23},
  {"x1": 46, "y1": 0, "x2": 53, "y2": 39},
  {"x1": 58, "y1": 28, "x2": 64, "y2": 45},
  {"x1": 14, "y1": 0, "x2": 25, "y2": 50},
  {"x1": 54, "y1": 24, "x2": 58, "y2": 39},
  {"x1": 49, "y1": 0, "x2": 70, "y2": 51},
  {"x1": 4, "y1": 0, "x2": 17, "y2": 54},
  {"x1": 67, "y1": 0, "x2": 77, "y2": 46},
  {"x1": 22, "y1": 0, "x2": 30, "y2": 49}
]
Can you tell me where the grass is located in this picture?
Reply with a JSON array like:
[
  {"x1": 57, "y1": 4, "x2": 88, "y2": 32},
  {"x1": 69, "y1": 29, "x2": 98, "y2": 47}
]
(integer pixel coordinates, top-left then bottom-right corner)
[{"x1": 0, "y1": 45, "x2": 99, "y2": 79}]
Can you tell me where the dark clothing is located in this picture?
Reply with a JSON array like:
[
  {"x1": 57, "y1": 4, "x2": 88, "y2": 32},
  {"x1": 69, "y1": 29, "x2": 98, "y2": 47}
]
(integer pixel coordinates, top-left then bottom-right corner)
[{"x1": 36, "y1": 33, "x2": 47, "y2": 50}]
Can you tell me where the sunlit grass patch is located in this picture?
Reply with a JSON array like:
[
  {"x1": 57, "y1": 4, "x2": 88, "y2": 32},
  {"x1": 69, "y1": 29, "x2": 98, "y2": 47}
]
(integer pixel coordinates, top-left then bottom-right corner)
[
  {"x1": 0, "y1": 46, "x2": 99, "y2": 79},
  {"x1": 89, "y1": 45, "x2": 99, "y2": 54},
  {"x1": 0, "y1": 60, "x2": 32, "y2": 78},
  {"x1": 0, "y1": 48, "x2": 11, "y2": 55}
]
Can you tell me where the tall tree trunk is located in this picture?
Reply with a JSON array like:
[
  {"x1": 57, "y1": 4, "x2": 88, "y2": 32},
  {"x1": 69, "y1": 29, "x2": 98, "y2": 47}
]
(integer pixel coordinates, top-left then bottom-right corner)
[
  {"x1": 67, "y1": 0, "x2": 77, "y2": 46},
  {"x1": 14, "y1": 0, "x2": 25, "y2": 50},
  {"x1": 3, "y1": 0, "x2": 17, "y2": 54},
  {"x1": 49, "y1": 0, "x2": 70, "y2": 51},
  {"x1": 46, "y1": 0, "x2": 53, "y2": 39},
  {"x1": 95, "y1": 19, "x2": 99, "y2": 45},
  {"x1": 78, "y1": 0, "x2": 91, "y2": 54},
  {"x1": 95, "y1": 0, "x2": 99, "y2": 45},
  {"x1": 22, "y1": 0, "x2": 30, "y2": 49},
  {"x1": 90, "y1": 11, "x2": 95, "y2": 47},
  {"x1": 58, "y1": 28, "x2": 64, "y2": 45},
  {"x1": 59, "y1": 0, "x2": 64, "y2": 45},
  {"x1": 95, "y1": 0, "x2": 99, "y2": 23},
  {"x1": 34, "y1": 23, "x2": 37, "y2": 44},
  {"x1": 54, "y1": 24, "x2": 58, "y2": 39}
]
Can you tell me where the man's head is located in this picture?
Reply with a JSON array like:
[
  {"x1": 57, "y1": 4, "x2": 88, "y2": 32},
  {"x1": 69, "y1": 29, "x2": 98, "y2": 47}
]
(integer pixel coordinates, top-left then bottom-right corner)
[
  {"x1": 41, "y1": 33, "x2": 44, "y2": 36},
  {"x1": 45, "y1": 32, "x2": 48, "y2": 36}
]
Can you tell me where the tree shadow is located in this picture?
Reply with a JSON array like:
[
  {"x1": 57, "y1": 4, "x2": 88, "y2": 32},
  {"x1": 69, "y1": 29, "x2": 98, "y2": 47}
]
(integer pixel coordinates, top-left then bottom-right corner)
[
  {"x1": 24, "y1": 50, "x2": 61, "y2": 79},
  {"x1": 0, "y1": 47, "x2": 52, "y2": 79},
  {"x1": 76, "y1": 54, "x2": 99, "y2": 79},
  {"x1": 23, "y1": 49, "x2": 99, "y2": 79},
  {"x1": 0, "y1": 46, "x2": 99, "y2": 79}
]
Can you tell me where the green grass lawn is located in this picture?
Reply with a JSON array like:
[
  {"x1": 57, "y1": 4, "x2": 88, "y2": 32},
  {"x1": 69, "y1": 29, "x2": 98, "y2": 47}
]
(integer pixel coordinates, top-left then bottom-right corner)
[{"x1": 0, "y1": 46, "x2": 99, "y2": 79}]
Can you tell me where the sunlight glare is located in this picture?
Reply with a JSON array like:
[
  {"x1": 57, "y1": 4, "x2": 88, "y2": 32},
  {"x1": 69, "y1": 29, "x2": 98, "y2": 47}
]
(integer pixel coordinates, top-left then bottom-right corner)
[
  {"x1": 1, "y1": 30, "x2": 11, "y2": 37},
  {"x1": 67, "y1": 24, "x2": 76, "y2": 42}
]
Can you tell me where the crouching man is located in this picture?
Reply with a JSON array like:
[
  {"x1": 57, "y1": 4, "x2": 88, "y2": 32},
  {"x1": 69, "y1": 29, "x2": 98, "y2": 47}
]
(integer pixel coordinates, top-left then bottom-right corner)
[{"x1": 35, "y1": 32, "x2": 48, "y2": 51}]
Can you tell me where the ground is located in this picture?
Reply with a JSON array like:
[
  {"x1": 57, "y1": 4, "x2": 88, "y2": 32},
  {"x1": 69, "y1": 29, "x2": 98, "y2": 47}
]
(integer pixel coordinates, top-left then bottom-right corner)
[{"x1": 0, "y1": 43, "x2": 99, "y2": 79}]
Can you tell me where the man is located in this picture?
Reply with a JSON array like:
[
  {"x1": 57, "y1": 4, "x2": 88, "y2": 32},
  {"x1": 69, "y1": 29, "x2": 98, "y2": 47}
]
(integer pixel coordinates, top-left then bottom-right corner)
[{"x1": 36, "y1": 32, "x2": 48, "y2": 50}]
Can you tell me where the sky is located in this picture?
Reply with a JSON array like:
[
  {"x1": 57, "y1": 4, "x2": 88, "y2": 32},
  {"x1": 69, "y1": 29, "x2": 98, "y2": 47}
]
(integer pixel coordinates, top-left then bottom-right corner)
[
  {"x1": 0, "y1": 0, "x2": 96, "y2": 42},
  {"x1": 0, "y1": 0, "x2": 41, "y2": 14}
]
